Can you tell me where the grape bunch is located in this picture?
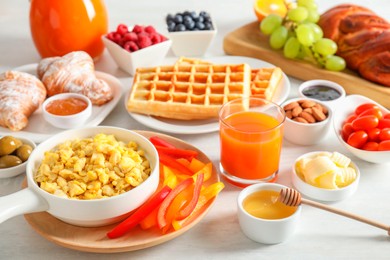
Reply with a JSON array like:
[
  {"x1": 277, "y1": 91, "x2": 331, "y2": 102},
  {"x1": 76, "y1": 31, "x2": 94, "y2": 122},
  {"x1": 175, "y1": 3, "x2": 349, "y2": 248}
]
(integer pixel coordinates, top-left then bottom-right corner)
[{"x1": 260, "y1": 0, "x2": 346, "y2": 71}]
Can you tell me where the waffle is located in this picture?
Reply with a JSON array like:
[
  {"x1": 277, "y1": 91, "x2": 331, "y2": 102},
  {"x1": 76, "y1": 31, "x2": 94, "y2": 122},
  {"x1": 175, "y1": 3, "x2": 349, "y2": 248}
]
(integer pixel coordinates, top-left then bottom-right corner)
[
  {"x1": 126, "y1": 63, "x2": 251, "y2": 120},
  {"x1": 177, "y1": 57, "x2": 283, "y2": 101}
]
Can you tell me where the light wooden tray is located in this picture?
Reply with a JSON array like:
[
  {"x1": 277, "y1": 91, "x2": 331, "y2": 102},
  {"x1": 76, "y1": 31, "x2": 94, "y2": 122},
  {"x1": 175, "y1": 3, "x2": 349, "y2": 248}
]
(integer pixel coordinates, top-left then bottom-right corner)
[
  {"x1": 223, "y1": 21, "x2": 390, "y2": 108},
  {"x1": 23, "y1": 131, "x2": 220, "y2": 253}
]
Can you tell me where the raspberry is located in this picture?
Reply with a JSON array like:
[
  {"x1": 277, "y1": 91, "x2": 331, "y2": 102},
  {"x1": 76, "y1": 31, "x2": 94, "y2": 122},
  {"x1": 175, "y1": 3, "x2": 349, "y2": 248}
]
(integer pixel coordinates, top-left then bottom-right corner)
[
  {"x1": 106, "y1": 32, "x2": 115, "y2": 41},
  {"x1": 132, "y1": 25, "x2": 144, "y2": 34},
  {"x1": 149, "y1": 33, "x2": 161, "y2": 44},
  {"x1": 123, "y1": 41, "x2": 139, "y2": 52},
  {"x1": 144, "y1": 25, "x2": 156, "y2": 34},
  {"x1": 123, "y1": 32, "x2": 138, "y2": 42},
  {"x1": 138, "y1": 35, "x2": 152, "y2": 49},
  {"x1": 116, "y1": 24, "x2": 128, "y2": 35},
  {"x1": 113, "y1": 32, "x2": 122, "y2": 44}
]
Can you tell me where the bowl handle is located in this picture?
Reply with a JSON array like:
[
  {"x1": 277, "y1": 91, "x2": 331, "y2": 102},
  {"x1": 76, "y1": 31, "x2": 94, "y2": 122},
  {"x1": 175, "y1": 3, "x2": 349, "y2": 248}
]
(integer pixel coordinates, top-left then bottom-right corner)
[{"x1": 0, "y1": 188, "x2": 49, "y2": 224}]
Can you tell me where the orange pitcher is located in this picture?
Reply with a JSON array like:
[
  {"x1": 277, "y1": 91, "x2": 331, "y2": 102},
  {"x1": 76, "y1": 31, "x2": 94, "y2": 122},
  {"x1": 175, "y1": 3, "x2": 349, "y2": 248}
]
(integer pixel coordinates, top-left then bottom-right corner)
[{"x1": 29, "y1": 0, "x2": 108, "y2": 59}]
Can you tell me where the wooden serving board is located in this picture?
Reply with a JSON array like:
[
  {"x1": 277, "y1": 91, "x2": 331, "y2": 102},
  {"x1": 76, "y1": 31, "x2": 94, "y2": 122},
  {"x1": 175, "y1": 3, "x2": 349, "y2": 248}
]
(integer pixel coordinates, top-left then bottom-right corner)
[{"x1": 223, "y1": 21, "x2": 390, "y2": 108}]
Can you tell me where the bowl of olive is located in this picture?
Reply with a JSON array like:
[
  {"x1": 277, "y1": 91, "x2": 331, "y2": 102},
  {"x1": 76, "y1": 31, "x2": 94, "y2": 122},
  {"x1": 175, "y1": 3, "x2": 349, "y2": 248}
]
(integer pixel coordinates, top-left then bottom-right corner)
[{"x1": 0, "y1": 136, "x2": 36, "y2": 178}]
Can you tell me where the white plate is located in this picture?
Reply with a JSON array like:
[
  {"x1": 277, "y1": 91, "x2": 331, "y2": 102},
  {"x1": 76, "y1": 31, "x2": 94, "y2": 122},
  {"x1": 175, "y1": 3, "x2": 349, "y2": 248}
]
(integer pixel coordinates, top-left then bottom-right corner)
[
  {"x1": 127, "y1": 56, "x2": 291, "y2": 134},
  {"x1": 0, "y1": 64, "x2": 123, "y2": 143}
]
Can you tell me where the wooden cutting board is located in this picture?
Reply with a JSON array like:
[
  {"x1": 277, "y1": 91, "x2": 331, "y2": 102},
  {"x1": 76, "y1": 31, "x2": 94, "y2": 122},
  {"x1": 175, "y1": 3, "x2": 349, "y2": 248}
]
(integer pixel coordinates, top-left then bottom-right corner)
[{"x1": 223, "y1": 21, "x2": 390, "y2": 108}]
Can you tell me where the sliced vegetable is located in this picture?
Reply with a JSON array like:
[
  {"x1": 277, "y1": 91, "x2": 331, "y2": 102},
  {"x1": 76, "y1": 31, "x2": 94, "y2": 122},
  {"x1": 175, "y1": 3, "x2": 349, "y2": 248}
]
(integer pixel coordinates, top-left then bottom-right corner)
[
  {"x1": 139, "y1": 207, "x2": 159, "y2": 230},
  {"x1": 189, "y1": 158, "x2": 206, "y2": 173},
  {"x1": 154, "y1": 145, "x2": 198, "y2": 160},
  {"x1": 150, "y1": 136, "x2": 176, "y2": 148},
  {"x1": 157, "y1": 178, "x2": 193, "y2": 229},
  {"x1": 177, "y1": 173, "x2": 204, "y2": 220},
  {"x1": 107, "y1": 185, "x2": 172, "y2": 239},
  {"x1": 159, "y1": 152, "x2": 194, "y2": 175}
]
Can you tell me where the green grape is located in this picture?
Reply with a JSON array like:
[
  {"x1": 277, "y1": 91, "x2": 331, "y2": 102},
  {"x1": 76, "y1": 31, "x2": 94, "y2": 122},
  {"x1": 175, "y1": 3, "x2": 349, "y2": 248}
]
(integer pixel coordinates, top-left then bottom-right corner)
[
  {"x1": 260, "y1": 14, "x2": 283, "y2": 35},
  {"x1": 297, "y1": 0, "x2": 318, "y2": 10},
  {"x1": 325, "y1": 55, "x2": 346, "y2": 71},
  {"x1": 270, "y1": 26, "x2": 288, "y2": 49},
  {"x1": 307, "y1": 23, "x2": 323, "y2": 41},
  {"x1": 306, "y1": 9, "x2": 320, "y2": 23},
  {"x1": 287, "y1": 7, "x2": 309, "y2": 22},
  {"x1": 313, "y1": 38, "x2": 338, "y2": 56},
  {"x1": 296, "y1": 24, "x2": 315, "y2": 46},
  {"x1": 283, "y1": 37, "x2": 301, "y2": 59}
]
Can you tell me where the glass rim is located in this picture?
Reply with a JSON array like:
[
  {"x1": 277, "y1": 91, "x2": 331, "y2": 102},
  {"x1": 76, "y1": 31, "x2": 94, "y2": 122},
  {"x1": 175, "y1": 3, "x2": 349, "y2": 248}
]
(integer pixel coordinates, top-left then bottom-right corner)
[{"x1": 218, "y1": 97, "x2": 286, "y2": 134}]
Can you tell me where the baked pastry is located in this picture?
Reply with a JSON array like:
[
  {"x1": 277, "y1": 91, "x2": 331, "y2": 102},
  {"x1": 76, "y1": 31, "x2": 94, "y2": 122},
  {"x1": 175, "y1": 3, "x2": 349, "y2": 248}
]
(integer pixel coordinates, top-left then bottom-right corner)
[
  {"x1": 38, "y1": 51, "x2": 113, "y2": 105},
  {"x1": 126, "y1": 63, "x2": 251, "y2": 120},
  {"x1": 0, "y1": 71, "x2": 47, "y2": 131},
  {"x1": 318, "y1": 4, "x2": 390, "y2": 87}
]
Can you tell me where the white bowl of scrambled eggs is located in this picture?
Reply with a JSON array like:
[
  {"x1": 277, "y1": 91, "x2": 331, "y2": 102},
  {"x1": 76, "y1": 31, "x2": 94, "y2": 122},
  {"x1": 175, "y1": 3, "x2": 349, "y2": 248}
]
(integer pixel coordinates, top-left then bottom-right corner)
[
  {"x1": 0, "y1": 126, "x2": 159, "y2": 227},
  {"x1": 292, "y1": 151, "x2": 360, "y2": 202}
]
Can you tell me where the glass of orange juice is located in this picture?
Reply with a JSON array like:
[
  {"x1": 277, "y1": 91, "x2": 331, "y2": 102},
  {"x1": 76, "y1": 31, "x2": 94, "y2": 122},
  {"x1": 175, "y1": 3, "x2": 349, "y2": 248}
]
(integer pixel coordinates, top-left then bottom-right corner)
[{"x1": 219, "y1": 97, "x2": 285, "y2": 187}]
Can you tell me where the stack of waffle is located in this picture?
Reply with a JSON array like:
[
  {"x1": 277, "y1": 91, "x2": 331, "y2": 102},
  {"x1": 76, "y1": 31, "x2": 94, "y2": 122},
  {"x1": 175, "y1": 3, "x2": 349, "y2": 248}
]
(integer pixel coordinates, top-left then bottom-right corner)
[{"x1": 126, "y1": 57, "x2": 282, "y2": 120}]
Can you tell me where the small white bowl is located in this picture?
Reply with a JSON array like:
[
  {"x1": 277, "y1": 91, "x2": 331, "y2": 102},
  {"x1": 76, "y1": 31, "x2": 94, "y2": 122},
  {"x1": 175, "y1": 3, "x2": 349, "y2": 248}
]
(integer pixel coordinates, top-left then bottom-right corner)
[
  {"x1": 292, "y1": 151, "x2": 360, "y2": 202},
  {"x1": 103, "y1": 35, "x2": 172, "y2": 76},
  {"x1": 42, "y1": 93, "x2": 92, "y2": 129},
  {"x1": 167, "y1": 20, "x2": 217, "y2": 57},
  {"x1": 282, "y1": 98, "x2": 332, "y2": 146},
  {"x1": 0, "y1": 126, "x2": 159, "y2": 227},
  {"x1": 237, "y1": 183, "x2": 301, "y2": 244},
  {"x1": 0, "y1": 136, "x2": 36, "y2": 179},
  {"x1": 333, "y1": 94, "x2": 390, "y2": 164},
  {"x1": 298, "y1": 79, "x2": 346, "y2": 111}
]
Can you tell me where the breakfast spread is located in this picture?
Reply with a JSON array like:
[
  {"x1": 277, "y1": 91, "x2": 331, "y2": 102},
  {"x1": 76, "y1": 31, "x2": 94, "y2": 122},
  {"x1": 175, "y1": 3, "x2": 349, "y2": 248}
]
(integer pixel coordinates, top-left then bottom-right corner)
[
  {"x1": 38, "y1": 51, "x2": 113, "y2": 105},
  {"x1": 126, "y1": 63, "x2": 251, "y2": 120},
  {"x1": 295, "y1": 151, "x2": 357, "y2": 189},
  {"x1": 0, "y1": 71, "x2": 47, "y2": 131},
  {"x1": 34, "y1": 133, "x2": 151, "y2": 199},
  {"x1": 0, "y1": 136, "x2": 33, "y2": 168},
  {"x1": 283, "y1": 99, "x2": 328, "y2": 123},
  {"x1": 45, "y1": 97, "x2": 89, "y2": 116},
  {"x1": 318, "y1": 4, "x2": 390, "y2": 87}
]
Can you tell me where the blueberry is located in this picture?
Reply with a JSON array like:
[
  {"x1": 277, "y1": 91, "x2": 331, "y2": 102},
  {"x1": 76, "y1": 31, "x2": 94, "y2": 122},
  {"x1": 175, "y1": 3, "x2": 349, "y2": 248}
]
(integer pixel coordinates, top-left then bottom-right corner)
[
  {"x1": 189, "y1": 11, "x2": 197, "y2": 19},
  {"x1": 174, "y1": 23, "x2": 186, "y2": 32},
  {"x1": 204, "y1": 22, "x2": 213, "y2": 30},
  {"x1": 195, "y1": 15, "x2": 204, "y2": 23},
  {"x1": 183, "y1": 15, "x2": 193, "y2": 23},
  {"x1": 195, "y1": 21, "x2": 205, "y2": 30},
  {"x1": 167, "y1": 21, "x2": 176, "y2": 32},
  {"x1": 174, "y1": 14, "x2": 183, "y2": 24},
  {"x1": 183, "y1": 10, "x2": 191, "y2": 16},
  {"x1": 184, "y1": 20, "x2": 195, "y2": 30},
  {"x1": 203, "y1": 16, "x2": 212, "y2": 23},
  {"x1": 200, "y1": 11, "x2": 210, "y2": 18},
  {"x1": 166, "y1": 14, "x2": 174, "y2": 23}
]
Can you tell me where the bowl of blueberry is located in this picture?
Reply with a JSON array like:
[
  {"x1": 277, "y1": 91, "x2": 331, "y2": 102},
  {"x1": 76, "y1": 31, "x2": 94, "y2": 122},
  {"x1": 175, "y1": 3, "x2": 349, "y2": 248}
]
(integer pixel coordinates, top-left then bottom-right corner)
[
  {"x1": 166, "y1": 11, "x2": 217, "y2": 57},
  {"x1": 103, "y1": 24, "x2": 172, "y2": 75}
]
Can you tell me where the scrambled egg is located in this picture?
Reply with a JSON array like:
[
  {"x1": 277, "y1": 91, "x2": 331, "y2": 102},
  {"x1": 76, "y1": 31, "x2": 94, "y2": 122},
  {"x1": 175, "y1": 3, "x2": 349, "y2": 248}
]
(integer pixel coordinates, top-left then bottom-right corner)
[{"x1": 34, "y1": 133, "x2": 151, "y2": 200}]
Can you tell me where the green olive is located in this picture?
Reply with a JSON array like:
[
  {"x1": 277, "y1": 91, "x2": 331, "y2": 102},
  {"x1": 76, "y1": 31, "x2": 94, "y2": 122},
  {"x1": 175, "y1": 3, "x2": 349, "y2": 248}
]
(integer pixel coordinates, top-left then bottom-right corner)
[
  {"x1": 15, "y1": 144, "x2": 33, "y2": 162},
  {"x1": 0, "y1": 136, "x2": 23, "y2": 156},
  {"x1": 0, "y1": 155, "x2": 22, "y2": 168}
]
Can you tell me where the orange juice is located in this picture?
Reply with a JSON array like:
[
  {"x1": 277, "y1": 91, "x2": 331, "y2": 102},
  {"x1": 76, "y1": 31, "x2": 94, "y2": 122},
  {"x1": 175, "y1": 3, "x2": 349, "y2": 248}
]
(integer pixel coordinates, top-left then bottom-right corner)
[
  {"x1": 243, "y1": 190, "x2": 297, "y2": 219},
  {"x1": 220, "y1": 111, "x2": 283, "y2": 182}
]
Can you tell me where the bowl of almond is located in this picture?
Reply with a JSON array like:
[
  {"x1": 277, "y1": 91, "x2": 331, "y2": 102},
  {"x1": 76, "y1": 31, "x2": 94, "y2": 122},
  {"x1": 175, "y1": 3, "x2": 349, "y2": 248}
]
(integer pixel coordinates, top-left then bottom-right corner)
[{"x1": 281, "y1": 98, "x2": 332, "y2": 146}]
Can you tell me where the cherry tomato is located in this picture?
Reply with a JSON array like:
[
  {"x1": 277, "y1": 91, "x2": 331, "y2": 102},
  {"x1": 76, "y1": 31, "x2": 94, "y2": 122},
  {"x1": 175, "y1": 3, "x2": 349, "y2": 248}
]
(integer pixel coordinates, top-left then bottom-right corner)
[
  {"x1": 379, "y1": 128, "x2": 390, "y2": 141},
  {"x1": 384, "y1": 113, "x2": 390, "y2": 119},
  {"x1": 362, "y1": 142, "x2": 379, "y2": 151},
  {"x1": 378, "y1": 140, "x2": 390, "y2": 151},
  {"x1": 357, "y1": 108, "x2": 383, "y2": 120},
  {"x1": 347, "y1": 130, "x2": 368, "y2": 149},
  {"x1": 342, "y1": 123, "x2": 354, "y2": 141},
  {"x1": 345, "y1": 114, "x2": 357, "y2": 124},
  {"x1": 351, "y1": 116, "x2": 379, "y2": 131},
  {"x1": 355, "y1": 103, "x2": 379, "y2": 115},
  {"x1": 378, "y1": 119, "x2": 390, "y2": 129},
  {"x1": 367, "y1": 128, "x2": 381, "y2": 142}
]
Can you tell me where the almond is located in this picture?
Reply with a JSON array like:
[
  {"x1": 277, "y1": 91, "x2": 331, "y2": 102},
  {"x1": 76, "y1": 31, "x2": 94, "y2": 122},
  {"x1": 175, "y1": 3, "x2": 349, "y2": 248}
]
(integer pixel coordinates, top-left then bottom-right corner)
[
  {"x1": 285, "y1": 110, "x2": 292, "y2": 119},
  {"x1": 312, "y1": 107, "x2": 327, "y2": 121},
  {"x1": 284, "y1": 101, "x2": 299, "y2": 111},
  {"x1": 303, "y1": 107, "x2": 313, "y2": 114},
  {"x1": 292, "y1": 106, "x2": 303, "y2": 117},
  {"x1": 301, "y1": 100, "x2": 316, "y2": 108},
  {"x1": 300, "y1": 111, "x2": 316, "y2": 123},
  {"x1": 293, "y1": 117, "x2": 308, "y2": 123}
]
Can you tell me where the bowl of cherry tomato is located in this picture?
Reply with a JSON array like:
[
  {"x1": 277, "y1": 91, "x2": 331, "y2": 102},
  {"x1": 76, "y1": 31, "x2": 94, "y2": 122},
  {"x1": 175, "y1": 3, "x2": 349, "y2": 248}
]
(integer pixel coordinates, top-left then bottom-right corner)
[{"x1": 333, "y1": 95, "x2": 390, "y2": 163}]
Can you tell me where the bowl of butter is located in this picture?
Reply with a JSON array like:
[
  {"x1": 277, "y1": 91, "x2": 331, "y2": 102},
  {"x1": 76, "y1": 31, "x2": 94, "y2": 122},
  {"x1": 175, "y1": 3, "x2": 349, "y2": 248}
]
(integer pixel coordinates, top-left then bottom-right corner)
[{"x1": 292, "y1": 151, "x2": 360, "y2": 202}]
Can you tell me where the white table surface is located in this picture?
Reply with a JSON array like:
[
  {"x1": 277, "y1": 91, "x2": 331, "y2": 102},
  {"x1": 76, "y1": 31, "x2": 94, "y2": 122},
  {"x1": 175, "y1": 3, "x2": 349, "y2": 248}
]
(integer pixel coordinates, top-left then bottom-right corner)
[{"x1": 1, "y1": 0, "x2": 390, "y2": 259}]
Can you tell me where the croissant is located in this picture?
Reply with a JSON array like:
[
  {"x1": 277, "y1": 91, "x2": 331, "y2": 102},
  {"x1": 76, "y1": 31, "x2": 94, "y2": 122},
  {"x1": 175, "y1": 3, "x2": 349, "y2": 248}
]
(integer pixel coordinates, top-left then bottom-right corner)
[
  {"x1": 318, "y1": 4, "x2": 390, "y2": 87},
  {"x1": 37, "y1": 51, "x2": 114, "y2": 105},
  {"x1": 0, "y1": 71, "x2": 47, "y2": 131}
]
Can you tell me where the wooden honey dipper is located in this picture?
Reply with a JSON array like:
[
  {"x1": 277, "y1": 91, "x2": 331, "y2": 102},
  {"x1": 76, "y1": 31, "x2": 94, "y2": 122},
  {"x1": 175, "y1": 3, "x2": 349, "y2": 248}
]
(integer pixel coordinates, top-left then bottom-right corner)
[{"x1": 278, "y1": 188, "x2": 390, "y2": 235}]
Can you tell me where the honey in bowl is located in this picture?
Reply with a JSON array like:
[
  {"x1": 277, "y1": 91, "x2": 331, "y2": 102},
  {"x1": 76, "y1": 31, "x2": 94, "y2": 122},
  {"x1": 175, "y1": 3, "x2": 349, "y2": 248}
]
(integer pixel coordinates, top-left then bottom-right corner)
[
  {"x1": 46, "y1": 97, "x2": 88, "y2": 116},
  {"x1": 243, "y1": 190, "x2": 297, "y2": 219}
]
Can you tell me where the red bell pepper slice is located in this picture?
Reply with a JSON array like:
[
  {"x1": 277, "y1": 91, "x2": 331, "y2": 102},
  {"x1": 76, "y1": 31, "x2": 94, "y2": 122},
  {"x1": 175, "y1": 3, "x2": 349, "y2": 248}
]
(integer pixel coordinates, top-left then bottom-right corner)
[
  {"x1": 176, "y1": 173, "x2": 204, "y2": 220},
  {"x1": 107, "y1": 185, "x2": 172, "y2": 239},
  {"x1": 154, "y1": 145, "x2": 198, "y2": 160},
  {"x1": 150, "y1": 136, "x2": 176, "y2": 148},
  {"x1": 158, "y1": 152, "x2": 194, "y2": 175},
  {"x1": 157, "y1": 178, "x2": 193, "y2": 229}
]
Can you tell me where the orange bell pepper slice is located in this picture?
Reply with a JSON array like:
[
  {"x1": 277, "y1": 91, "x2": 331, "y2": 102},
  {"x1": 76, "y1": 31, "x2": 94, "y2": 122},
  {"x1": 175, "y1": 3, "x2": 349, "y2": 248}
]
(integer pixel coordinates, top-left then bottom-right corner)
[
  {"x1": 176, "y1": 173, "x2": 204, "y2": 220},
  {"x1": 139, "y1": 206, "x2": 158, "y2": 230},
  {"x1": 158, "y1": 152, "x2": 194, "y2": 175},
  {"x1": 189, "y1": 158, "x2": 206, "y2": 173}
]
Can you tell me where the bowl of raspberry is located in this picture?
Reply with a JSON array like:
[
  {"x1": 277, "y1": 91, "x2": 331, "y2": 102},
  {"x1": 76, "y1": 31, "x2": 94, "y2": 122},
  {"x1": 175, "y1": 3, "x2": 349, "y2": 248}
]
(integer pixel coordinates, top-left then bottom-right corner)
[
  {"x1": 103, "y1": 24, "x2": 172, "y2": 75},
  {"x1": 166, "y1": 11, "x2": 217, "y2": 57}
]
